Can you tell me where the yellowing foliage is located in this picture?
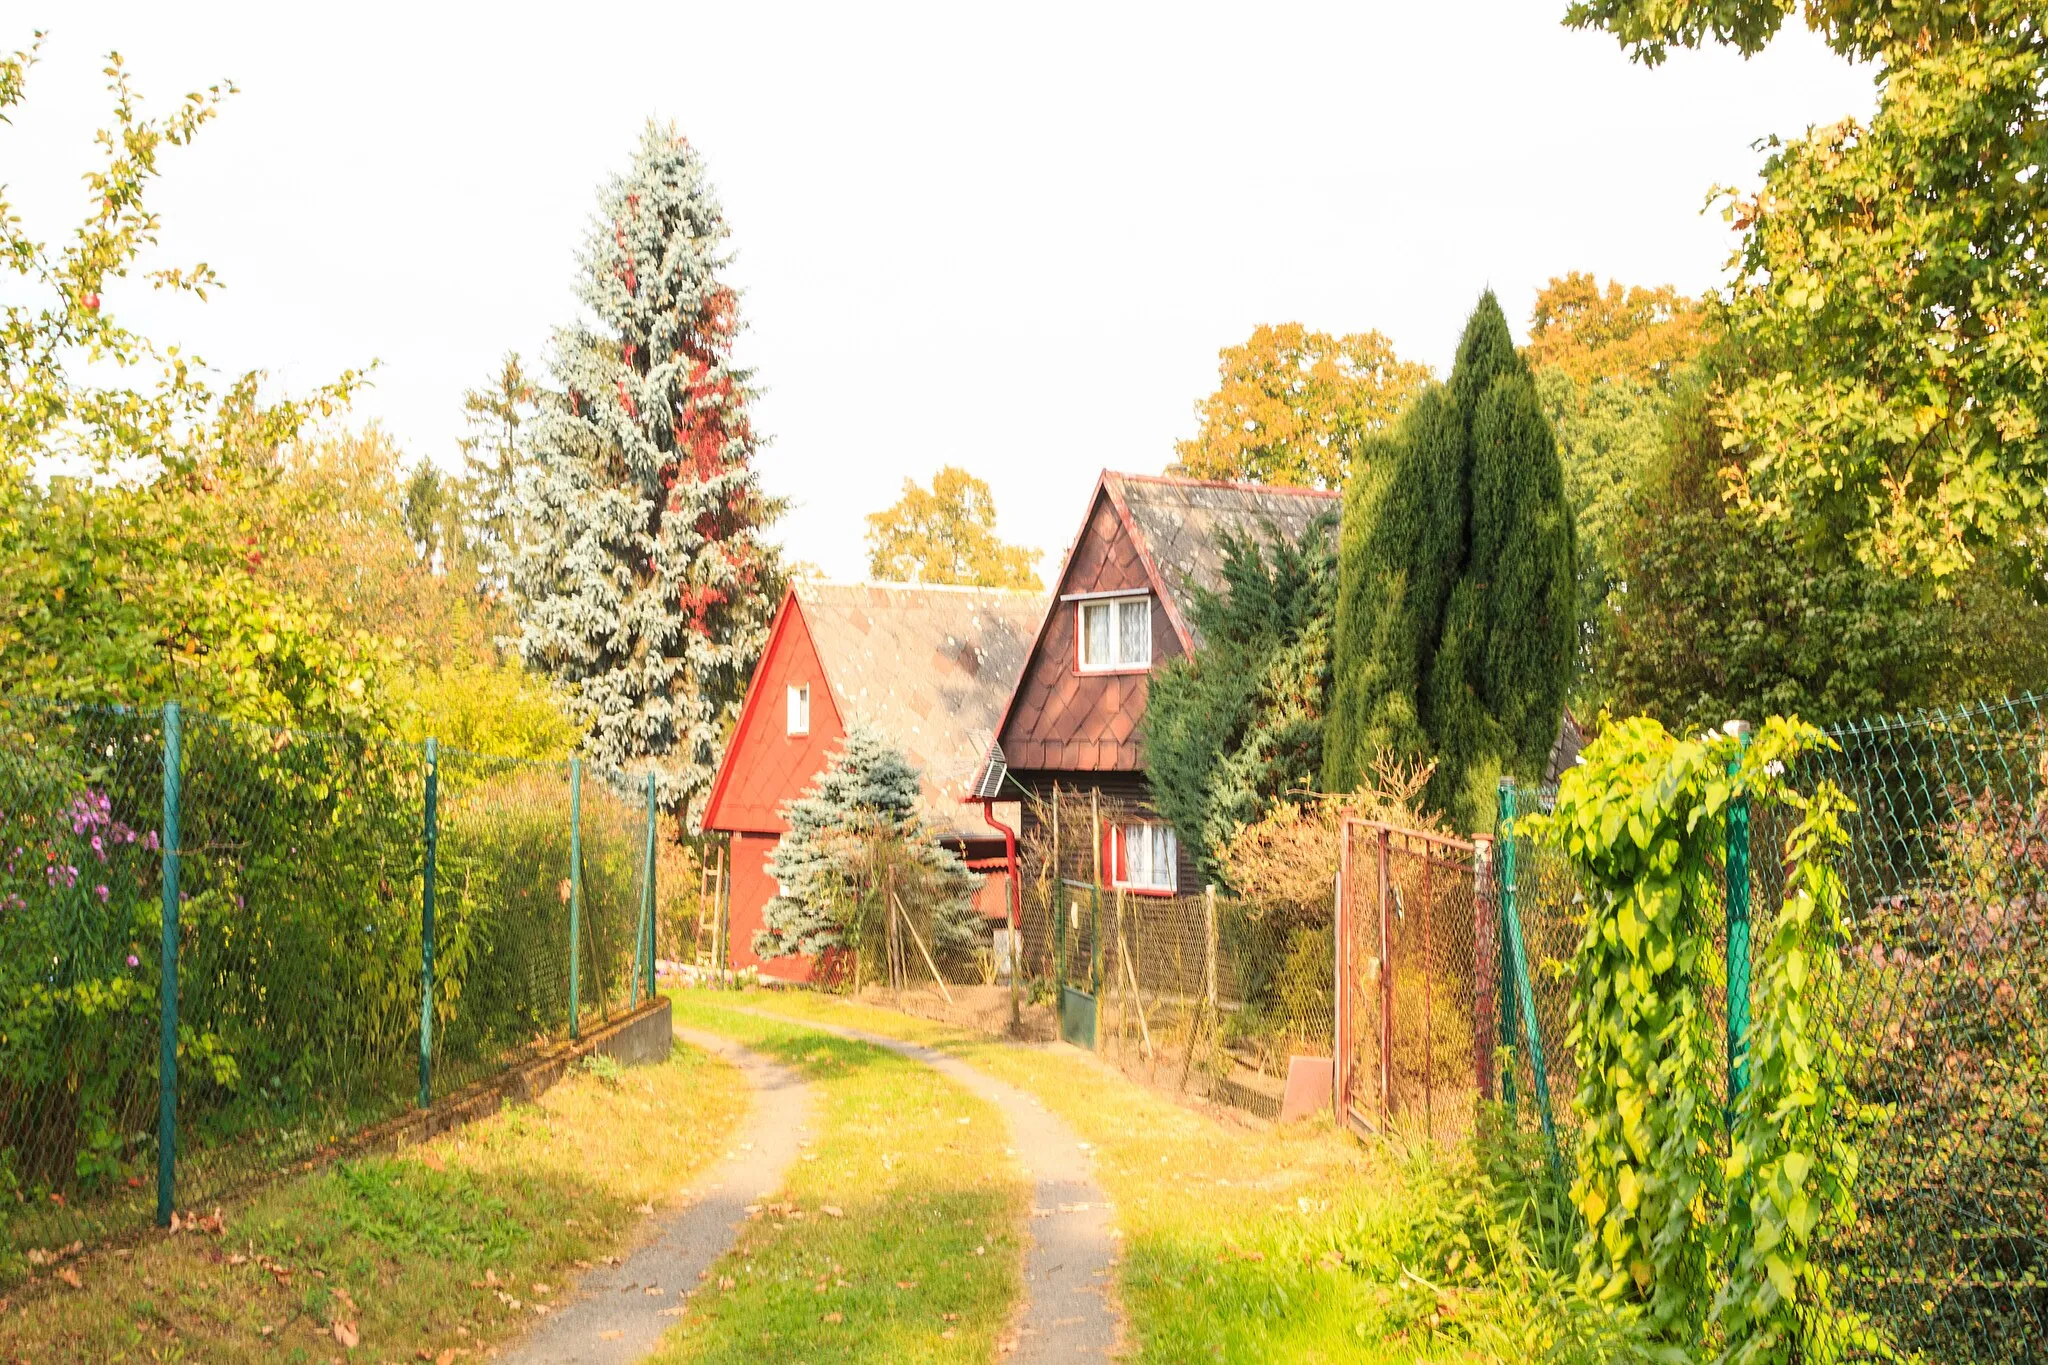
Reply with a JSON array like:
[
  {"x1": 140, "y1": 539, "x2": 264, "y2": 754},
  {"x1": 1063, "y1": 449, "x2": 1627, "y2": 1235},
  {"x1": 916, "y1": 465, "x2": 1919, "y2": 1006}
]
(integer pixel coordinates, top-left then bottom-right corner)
[
  {"x1": 864, "y1": 465, "x2": 1043, "y2": 590},
  {"x1": 1173, "y1": 323, "x2": 1431, "y2": 489},
  {"x1": 1524, "y1": 272, "x2": 1707, "y2": 393}
]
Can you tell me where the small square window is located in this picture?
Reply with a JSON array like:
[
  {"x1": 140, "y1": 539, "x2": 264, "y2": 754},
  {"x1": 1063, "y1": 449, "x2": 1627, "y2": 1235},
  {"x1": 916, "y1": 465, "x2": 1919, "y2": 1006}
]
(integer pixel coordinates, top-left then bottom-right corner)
[
  {"x1": 1077, "y1": 595, "x2": 1151, "y2": 672},
  {"x1": 1112, "y1": 822, "x2": 1177, "y2": 892},
  {"x1": 786, "y1": 682, "x2": 810, "y2": 737}
]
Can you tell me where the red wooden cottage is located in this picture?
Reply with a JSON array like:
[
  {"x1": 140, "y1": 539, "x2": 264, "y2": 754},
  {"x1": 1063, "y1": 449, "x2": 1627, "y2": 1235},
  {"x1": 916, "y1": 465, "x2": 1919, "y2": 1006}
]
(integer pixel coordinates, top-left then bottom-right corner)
[
  {"x1": 973, "y1": 471, "x2": 1340, "y2": 895},
  {"x1": 701, "y1": 581, "x2": 1045, "y2": 981}
]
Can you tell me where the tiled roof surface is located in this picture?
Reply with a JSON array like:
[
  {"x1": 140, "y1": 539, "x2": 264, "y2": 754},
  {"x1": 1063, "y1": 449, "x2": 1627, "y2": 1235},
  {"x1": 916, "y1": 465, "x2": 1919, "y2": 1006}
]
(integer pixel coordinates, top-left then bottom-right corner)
[
  {"x1": 801, "y1": 582, "x2": 1047, "y2": 837},
  {"x1": 1114, "y1": 474, "x2": 1340, "y2": 649}
]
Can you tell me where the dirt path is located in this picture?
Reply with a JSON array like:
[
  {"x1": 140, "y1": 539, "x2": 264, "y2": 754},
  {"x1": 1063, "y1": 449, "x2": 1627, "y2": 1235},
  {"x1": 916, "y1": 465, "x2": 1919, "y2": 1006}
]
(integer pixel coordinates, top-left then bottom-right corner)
[
  {"x1": 766, "y1": 1014, "x2": 1124, "y2": 1362},
  {"x1": 498, "y1": 1028, "x2": 815, "y2": 1365}
]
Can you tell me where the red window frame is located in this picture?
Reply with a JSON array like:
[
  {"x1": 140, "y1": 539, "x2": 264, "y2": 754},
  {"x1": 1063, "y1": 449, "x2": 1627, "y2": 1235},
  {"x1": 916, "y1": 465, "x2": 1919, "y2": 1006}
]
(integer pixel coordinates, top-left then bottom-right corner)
[{"x1": 1103, "y1": 820, "x2": 1178, "y2": 896}]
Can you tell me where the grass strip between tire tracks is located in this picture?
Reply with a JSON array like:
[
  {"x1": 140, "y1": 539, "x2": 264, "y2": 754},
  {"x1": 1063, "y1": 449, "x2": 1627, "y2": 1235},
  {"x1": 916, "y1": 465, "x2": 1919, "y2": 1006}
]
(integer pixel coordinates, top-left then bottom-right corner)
[
  {"x1": 649, "y1": 995, "x2": 1027, "y2": 1364},
  {"x1": 730, "y1": 988, "x2": 1505, "y2": 1363},
  {"x1": 0, "y1": 1019, "x2": 746, "y2": 1364}
]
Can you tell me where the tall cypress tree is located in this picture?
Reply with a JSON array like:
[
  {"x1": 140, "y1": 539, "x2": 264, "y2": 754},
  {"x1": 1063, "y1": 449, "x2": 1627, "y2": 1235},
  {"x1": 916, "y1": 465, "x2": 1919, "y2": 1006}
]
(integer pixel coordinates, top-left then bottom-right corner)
[
  {"x1": 514, "y1": 123, "x2": 782, "y2": 817},
  {"x1": 1324, "y1": 390, "x2": 1463, "y2": 792},
  {"x1": 1326, "y1": 292, "x2": 1575, "y2": 828}
]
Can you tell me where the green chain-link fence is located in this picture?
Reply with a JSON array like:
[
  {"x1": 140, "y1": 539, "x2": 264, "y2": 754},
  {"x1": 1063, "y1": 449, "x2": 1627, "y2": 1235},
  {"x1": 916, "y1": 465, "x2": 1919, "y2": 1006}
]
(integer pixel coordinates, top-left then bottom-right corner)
[
  {"x1": 1495, "y1": 695, "x2": 2048, "y2": 1362},
  {"x1": 0, "y1": 697, "x2": 664, "y2": 1284}
]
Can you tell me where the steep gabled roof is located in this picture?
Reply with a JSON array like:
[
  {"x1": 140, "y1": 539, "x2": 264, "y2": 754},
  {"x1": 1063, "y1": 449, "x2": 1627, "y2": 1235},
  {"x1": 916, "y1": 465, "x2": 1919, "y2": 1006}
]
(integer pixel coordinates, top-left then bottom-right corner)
[
  {"x1": 1109, "y1": 473, "x2": 1340, "y2": 650},
  {"x1": 799, "y1": 582, "x2": 1045, "y2": 837},
  {"x1": 983, "y1": 471, "x2": 1341, "y2": 781}
]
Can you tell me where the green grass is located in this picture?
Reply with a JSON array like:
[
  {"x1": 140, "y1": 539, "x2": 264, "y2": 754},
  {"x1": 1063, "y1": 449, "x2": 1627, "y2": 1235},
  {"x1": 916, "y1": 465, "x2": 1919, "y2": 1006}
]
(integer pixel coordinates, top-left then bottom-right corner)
[
  {"x1": 0, "y1": 1029, "x2": 748, "y2": 1363},
  {"x1": 653, "y1": 995, "x2": 1028, "y2": 1363},
  {"x1": 731, "y1": 988, "x2": 1520, "y2": 1363}
]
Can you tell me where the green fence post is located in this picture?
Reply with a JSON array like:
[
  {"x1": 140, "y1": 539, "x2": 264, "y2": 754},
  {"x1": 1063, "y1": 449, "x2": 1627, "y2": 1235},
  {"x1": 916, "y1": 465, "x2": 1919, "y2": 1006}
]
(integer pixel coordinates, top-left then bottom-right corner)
[
  {"x1": 631, "y1": 772, "x2": 651, "y2": 1008},
  {"x1": 1725, "y1": 720, "x2": 1753, "y2": 1103},
  {"x1": 1498, "y1": 779, "x2": 1559, "y2": 1171},
  {"x1": 569, "y1": 758, "x2": 583, "y2": 1041},
  {"x1": 156, "y1": 702, "x2": 183, "y2": 1228},
  {"x1": 418, "y1": 738, "x2": 439, "y2": 1110},
  {"x1": 643, "y1": 771, "x2": 658, "y2": 1001},
  {"x1": 1496, "y1": 781, "x2": 1519, "y2": 1109}
]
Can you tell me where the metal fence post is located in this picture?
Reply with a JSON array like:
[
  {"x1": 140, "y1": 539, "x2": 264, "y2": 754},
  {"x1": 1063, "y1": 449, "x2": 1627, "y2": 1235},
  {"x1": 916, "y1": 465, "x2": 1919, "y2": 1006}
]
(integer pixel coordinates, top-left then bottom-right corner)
[
  {"x1": 1725, "y1": 720, "x2": 1753, "y2": 1103},
  {"x1": 418, "y1": 738, "x2": 439, "y2": 1110},
  {"x1": 1499, "y1": 779, "x2": 1559, "y2": 1171},
  {"x1": 156, "y1": 702, "x2": 182, "y2": 1228},
  {"x1": 1496, "y1": 783, "x2": 1519, "y2": 1109},
  {"x1": 569, "y1": 757, "x2": 582, "y2": 1041},
  {"x1": 1377, "y1": 825, "x2": 1393, "y2": 1120},
  {"x1": 1472, "y1": 834, "x2": 1497, "y2": 1103},
  {"x1": 1334, "y1": 825, "x2": 1351, "y2": 1126},
  {"x1": 643, "y1": 771, "x2": 659, "y2": 1001}
]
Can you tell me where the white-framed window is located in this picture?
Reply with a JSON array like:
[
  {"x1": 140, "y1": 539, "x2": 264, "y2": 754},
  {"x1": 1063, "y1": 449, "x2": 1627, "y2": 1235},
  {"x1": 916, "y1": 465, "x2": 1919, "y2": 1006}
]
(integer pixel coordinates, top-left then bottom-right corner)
[
  {"x1": 1077, "y1": 594, "x2": 1151, "y2": 672},
  {"x1": 1112, "y1": 822, "x2": 1178, "y2": 893},
  {"x1": 786, "y1": 682, "x2": 810, "y2": 736}
]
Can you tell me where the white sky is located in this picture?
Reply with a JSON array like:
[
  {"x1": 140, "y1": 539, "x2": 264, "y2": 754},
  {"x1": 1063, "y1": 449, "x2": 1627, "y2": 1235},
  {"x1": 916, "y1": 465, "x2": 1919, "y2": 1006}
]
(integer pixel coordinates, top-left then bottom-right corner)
[{"x1": 6, "y1": 3, "x2": 1873, "y2": 580}]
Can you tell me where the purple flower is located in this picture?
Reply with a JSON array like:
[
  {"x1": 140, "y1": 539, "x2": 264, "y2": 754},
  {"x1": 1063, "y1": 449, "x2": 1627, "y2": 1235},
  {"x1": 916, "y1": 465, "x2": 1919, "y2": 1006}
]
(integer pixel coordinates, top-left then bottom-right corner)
[
  {"x1": 96, "y1": 884, "x2": 109, "y2": 903},
  {"x1": 126, "y1": 954, "x2": 139, "y2": 968}
]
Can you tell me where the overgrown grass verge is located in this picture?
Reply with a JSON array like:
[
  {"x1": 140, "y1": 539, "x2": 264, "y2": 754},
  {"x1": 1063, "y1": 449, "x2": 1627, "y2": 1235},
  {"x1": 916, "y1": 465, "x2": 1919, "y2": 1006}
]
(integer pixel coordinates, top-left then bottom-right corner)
[
  {"x1": 732, "y1": 988, "x2": 1614, "y2": 1363},
  {"x1": 653, "y1": 995, "x2": 1026, "y2": 1364},
  {"x1": 0, "y1": 1028, "x2": 746, "y2": 1364}
]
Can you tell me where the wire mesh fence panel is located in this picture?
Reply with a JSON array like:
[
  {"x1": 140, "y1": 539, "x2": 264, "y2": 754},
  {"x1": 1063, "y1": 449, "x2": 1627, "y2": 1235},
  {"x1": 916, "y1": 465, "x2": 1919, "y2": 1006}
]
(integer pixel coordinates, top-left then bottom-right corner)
[
  {"x1": 1496, "y1": 695, "x2": 2048, "y2": 1363},
  {"x1": 0, "y1": 700, "x2": 166, "y2": 1265},
  {"x1": 168, "y1": 711, "x2": 427, "y2": 1213},
  {"x1": 1337, "y1": 821, "x2": 1479, "y2": 1143},
  {"x1": 0, "y1": 698, "x2": 665, "y2": 1283},
  {"x1": 1382, "y1": 828, "x2": 1477, "y2": 1143},
  {"x1": 1493, "y1": 785, "x2": 1582, "y2": 1156},
  {"x1": 565, "y1": 772, "x2": 648, "y2": 1036},
  {"x1": 1013, "y1": 783, "x2": 1343, "y2": 1114},
  {"x1": 1772, "y1": 701, "x2": 2048, "y2": 1362},
  {"x1": 1097, "y1": 888, "x2": 1215, "y2": 1091},
  {"x1": 1337, "y1": 822, "x2": 1382, "y2": 1128}
]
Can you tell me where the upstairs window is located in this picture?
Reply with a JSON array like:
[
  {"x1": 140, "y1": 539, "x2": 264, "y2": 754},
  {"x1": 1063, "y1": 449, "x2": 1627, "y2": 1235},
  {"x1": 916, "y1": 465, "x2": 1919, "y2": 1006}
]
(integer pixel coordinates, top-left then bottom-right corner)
[
  {"x1": 1110, "y1": 822, "x2": 1178, "y2": 893},
  {"x1": 786, "y1": 682, "x2": 810, "y2": 736},
  {"x1": 1078, "y1": 594, "x2": 1151, "y2": 672}
]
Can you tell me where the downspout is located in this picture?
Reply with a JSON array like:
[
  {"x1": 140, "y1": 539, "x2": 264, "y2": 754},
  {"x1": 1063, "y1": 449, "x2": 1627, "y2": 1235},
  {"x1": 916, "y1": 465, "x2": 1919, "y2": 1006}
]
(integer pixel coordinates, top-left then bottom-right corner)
[{"x1": 977, "y1": 796, "x2": 1024, "y2": 1030}]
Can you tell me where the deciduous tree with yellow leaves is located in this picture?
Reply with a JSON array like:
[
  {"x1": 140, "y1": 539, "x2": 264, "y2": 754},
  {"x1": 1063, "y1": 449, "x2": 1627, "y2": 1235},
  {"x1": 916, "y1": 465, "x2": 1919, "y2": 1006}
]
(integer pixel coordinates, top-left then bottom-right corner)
[
  {"x1": 1173, "y1": 323, "x2": 1430, "y2": 489},
  {"x1": 865, "y1": 465, "x2": 1042, "y2": 589}
]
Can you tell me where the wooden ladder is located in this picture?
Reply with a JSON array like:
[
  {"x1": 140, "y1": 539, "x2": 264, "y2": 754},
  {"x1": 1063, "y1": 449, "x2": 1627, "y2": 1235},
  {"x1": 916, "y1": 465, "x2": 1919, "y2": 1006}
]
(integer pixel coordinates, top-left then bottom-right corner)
[{"x1": 694, "y1": 842, "x2": 726, "y2": 970}]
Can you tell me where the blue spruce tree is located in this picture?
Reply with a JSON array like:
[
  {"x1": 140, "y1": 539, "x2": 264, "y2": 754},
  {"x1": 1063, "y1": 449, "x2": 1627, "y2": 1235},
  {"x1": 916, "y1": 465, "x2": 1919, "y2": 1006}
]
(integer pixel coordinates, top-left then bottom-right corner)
[
  {"x1": 515, "y1": 123, "x2": 781, "y2": 816},
  {"x1": 755, "y1": 725, "x2": 983, "y2": 976}
]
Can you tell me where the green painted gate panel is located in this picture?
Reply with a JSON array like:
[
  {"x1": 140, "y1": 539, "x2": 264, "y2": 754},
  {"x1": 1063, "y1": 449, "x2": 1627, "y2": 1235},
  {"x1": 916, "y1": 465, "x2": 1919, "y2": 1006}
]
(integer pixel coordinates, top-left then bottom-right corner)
[{"x1": 1060, "y1": 986, "x2": 1097, "y2": 1050}]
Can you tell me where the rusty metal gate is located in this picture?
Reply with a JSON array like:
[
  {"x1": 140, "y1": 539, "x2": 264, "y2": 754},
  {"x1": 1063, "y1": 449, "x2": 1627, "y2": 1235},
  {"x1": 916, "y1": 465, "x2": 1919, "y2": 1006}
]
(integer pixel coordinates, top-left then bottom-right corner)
[{"x1": 1335, "y1": 820, "x2": 1483, "y2": 1141}]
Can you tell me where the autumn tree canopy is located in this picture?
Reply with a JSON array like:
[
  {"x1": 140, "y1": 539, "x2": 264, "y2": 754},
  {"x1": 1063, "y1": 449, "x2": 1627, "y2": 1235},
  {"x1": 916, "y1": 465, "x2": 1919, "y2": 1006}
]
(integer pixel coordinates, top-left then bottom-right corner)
[
  {"x1": 864, "y1": 465, "x2": 1042, "y2": 590},
  {"x1": 1569, "y1": 0, "x2": 2048, "y2": 585},
  {"x1": 1525, "y1": 273, "x2": 1710, "y2": 695},
  {"x1": 1173, "y1": 323, "x2": 1431, "y2": 489}
]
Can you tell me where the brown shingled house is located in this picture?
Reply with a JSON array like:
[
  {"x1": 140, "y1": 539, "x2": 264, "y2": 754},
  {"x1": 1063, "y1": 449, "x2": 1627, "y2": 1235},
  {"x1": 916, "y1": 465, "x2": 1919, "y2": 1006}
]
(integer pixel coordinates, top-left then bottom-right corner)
[
  {"x1": 702, "y1": 581, "x2": 1045, "y2": 981},
  {"x1": 975, "y1": 472, "x2": 1341, "y2": 896}
]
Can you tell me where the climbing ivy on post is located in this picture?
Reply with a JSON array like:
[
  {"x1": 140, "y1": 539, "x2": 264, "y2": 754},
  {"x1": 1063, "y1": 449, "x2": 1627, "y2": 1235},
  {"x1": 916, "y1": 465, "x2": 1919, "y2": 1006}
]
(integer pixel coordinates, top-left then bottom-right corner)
[
  {"x1": 1536, "y1": 714, "x2": 1732, "y2": 1339},
  {"x1": 1533, "y1": 713, "x2": 1859, "y2": 1358},
  {"x1": 1715, "y1": 771, "x2": 1861, "y2": 1363}
]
